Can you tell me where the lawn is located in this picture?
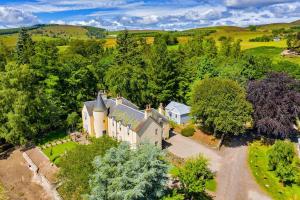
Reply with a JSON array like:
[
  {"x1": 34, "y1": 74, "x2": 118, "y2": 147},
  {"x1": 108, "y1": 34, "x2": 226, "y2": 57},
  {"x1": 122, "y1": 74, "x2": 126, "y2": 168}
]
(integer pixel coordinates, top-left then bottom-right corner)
[
  {"x1": 43, "y1": 141, "x2": 77, "y2": 166},
  {"x1": 244, "y1": 46, "x2": 300, "y2": 65},
  {"x1": 248, "y1": 142, "x2": 300, "y2": 200},
  {"x1": 37, "y1": 129, "x2": 77, "y2": 165}
]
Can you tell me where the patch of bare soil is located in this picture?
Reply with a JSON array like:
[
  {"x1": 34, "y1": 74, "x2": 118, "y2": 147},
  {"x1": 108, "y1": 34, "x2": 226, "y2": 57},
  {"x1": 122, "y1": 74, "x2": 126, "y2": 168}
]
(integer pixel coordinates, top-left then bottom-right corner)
[
  {"x1": 0, "y1": 149, "x2": 51, "y2": 200},
  {"x1": 191, "y1": 129, "x2": 219, "y2": 148}
]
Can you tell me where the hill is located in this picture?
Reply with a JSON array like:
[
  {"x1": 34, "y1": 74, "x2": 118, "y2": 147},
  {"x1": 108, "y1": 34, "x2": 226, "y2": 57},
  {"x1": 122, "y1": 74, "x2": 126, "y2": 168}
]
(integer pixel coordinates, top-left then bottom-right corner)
[{"x1": 0, "y1": 24, "x2": 107, "y2": 47}]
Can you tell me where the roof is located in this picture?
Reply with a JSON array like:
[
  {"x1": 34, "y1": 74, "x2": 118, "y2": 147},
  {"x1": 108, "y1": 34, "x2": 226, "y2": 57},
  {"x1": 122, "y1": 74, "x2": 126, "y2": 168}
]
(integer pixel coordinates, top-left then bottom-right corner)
[
  {"x1": 83, "y1": 97, "x2": 138, "y2": 116},
  {"x1": 93, "y1": 93, "x2": 107, "y2": 112},
  {"x1": 165, "y1": 101, "x2": 190, "y2": 115},
  {"x1": 83, "y1": 96, "x2": 167, "y2": 136},
  {"x1": 108, "y1": 104, "x2": 144, "y2": 130}
]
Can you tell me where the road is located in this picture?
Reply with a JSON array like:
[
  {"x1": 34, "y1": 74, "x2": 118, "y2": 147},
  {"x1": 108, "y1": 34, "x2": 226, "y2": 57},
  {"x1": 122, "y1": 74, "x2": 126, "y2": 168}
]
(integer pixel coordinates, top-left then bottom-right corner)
[{"x1": 166, "y1": 134, "x2": 271, "y2": 200}]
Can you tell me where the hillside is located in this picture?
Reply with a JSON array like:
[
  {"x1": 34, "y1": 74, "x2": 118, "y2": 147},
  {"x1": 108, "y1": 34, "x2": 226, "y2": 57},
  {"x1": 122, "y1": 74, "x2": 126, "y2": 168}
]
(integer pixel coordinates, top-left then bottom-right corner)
[
  {"x1": 0, "y1": 24, "x2": 106, "y2": 47},
  {"x1": 0, "y1": 20, "x2": 298, "y2": 53}
]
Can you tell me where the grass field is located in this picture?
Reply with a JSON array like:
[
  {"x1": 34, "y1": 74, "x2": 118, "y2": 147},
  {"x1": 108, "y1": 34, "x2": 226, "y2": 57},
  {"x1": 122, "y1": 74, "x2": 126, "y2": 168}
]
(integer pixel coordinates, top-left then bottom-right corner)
[
  {"x1": 244, "y1": 46, "x2": 300, "y2": 65},
  {"x1": 248, "y1": 142, "x2": 300, "y2": 200},
  {"x1": 43, "y1": 141, "x2": 77, "y2": 165}
]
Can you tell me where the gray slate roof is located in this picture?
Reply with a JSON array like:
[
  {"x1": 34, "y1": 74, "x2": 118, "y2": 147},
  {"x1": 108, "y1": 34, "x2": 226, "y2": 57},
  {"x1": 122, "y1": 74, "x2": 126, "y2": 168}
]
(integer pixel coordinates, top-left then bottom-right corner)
[
  {"x1": 83, "y1": 96, "x2": 166, "y2": 135},
  {"x1": 166, "y1": 101, "x2": 190, "y2": 115}
]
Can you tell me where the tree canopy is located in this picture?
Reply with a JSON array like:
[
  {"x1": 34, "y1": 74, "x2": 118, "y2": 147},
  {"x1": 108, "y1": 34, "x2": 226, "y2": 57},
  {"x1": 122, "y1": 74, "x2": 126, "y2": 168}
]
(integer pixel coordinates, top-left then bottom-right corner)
[
  {"x1": 247, "y1": 72, "x2": 300, "y2": 138},
  {"x1": 190, "y1": 78, "x2": 253, "y2": 137},
  {"x1": 88, "y1": 143, "x2": 169, "y2": 200}
]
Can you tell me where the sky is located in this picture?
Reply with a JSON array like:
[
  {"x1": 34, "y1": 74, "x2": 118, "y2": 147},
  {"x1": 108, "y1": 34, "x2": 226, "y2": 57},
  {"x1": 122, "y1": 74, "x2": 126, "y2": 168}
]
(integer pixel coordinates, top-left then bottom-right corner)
[{"x1": 0, "y1": 0, "x2": 299, "y2": 30}]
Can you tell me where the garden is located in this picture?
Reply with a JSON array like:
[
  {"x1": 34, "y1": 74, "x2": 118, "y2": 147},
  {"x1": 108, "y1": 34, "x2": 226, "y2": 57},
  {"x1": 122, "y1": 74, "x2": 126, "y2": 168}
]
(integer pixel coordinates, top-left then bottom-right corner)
[
  {"x1": 249, "y1": 141, "x2": 300, "y2": 200},
  {"x1": 37, "y1": 130, "x2": 78, "y2": 165}
]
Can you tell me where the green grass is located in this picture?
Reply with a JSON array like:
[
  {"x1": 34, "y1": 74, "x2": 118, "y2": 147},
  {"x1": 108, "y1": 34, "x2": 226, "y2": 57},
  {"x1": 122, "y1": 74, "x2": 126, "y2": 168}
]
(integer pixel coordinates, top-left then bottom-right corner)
[
  {"x1": 206, "y1": 179, "x2": 217, "y2": 192},
  {"x1": 43, "y1": 141, "x2": 77, "y2": 165},
  {"x1": 37, "y1": 129, "x2": 69, "y2": 146},
  {"x1": 244, "y1": 46, "x2": 300, "y2": 65},
  {"x1": 248, "y1": 142, "x2": 300, "y2": 200}
]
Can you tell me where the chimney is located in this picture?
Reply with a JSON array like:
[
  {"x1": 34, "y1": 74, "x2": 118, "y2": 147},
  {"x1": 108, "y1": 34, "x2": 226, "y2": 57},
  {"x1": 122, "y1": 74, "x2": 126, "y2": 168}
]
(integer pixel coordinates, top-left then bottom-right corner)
[
  {"x1": 116, "y1": 94, "x2": 122, "y2": 105},
  {"x1": 158, "y1": 103, "x2": 165, "y2": 115},
  {"x1": 144, "y1": 104, "x2": 152, "y2": 119}
]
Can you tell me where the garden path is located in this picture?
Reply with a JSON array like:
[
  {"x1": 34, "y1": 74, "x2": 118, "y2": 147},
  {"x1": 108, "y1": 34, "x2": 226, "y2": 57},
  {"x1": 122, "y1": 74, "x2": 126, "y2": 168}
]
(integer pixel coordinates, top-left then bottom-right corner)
[{"x1": 166, "y1": 134, "x2": 271, "y2": 200}]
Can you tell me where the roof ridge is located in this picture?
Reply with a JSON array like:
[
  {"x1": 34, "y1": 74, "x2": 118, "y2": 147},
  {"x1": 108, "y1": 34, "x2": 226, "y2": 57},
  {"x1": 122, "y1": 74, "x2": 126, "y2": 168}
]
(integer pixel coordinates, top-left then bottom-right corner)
[{"x1": 116, "y1": 102, "x2": 144, "y2": 115}]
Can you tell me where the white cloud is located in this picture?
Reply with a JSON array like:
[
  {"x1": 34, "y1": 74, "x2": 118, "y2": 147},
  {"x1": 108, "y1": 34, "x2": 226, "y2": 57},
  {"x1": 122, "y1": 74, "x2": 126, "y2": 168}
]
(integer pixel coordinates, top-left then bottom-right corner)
[
  {"x1": 0, "y1": 7, "x2": 38, "y2": 28},
  {"x1": 224, "y1": 0, "x2": 295, "y2": 8}
]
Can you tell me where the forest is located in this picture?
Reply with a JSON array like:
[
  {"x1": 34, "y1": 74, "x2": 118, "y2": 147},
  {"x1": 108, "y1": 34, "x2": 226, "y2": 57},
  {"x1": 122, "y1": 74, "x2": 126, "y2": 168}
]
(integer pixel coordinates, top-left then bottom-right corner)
[{"x1": 0, "y1": 28, "x2": 299, "y2": 145}]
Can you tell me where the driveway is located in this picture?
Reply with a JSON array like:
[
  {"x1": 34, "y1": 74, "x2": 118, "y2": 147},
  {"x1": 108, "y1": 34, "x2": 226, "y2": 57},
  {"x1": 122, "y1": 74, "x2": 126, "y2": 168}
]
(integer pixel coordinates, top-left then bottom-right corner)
[
  {"x1": 166, "y1": 134, "x2": 271, "y2": 200},
  {"x1": 0, "y1": 150, "x2": 51, "y2": 200},
  {"x1": 166, "y1": 133, "x2": 222, "y2": 172}
]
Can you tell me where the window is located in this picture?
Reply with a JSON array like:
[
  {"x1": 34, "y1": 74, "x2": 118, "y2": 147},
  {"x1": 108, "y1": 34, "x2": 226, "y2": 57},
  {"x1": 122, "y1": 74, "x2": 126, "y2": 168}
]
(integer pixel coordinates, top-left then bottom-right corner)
[
  {"x1": 175, "y1": 114, "x2": 177, "y2": 118},
  {"x1": 155, "y1": 141, "x2": 158, "y2": 146},
  {"x1": 103, "y1": 120, "x2": 105, "y2": 123},
  {"x1": 155, "y1": 129, "x2": 158, "y2": 135},
  {"x1": 103, "y1": 130, "x2": 106, "y2": 134}
]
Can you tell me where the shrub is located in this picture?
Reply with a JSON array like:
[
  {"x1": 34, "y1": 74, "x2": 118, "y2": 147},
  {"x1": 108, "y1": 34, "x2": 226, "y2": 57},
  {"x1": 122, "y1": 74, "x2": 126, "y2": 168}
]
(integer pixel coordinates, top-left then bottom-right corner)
[
  {"x1": 275, "y1": 163, "x2": 297, "y2": 185},
  {"x1": 181, "y1": 125, "x2": 195, "y2": 137},
  {"x1": 268, "y1": 140, "x2": 295, "y2": 171}
]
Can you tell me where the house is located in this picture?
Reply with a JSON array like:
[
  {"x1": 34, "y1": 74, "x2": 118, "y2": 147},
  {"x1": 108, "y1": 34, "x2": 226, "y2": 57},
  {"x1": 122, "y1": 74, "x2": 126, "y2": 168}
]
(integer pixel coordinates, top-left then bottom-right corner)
[
  {"x1": 165, "y1": 101, "x2": 190, "y2": 124},
  {"x1": 273, "y1": 37, "x2": 280, "y2": 42},
  {"x1": 82, "y1": 92, "x2": 170, "y2": 149}
]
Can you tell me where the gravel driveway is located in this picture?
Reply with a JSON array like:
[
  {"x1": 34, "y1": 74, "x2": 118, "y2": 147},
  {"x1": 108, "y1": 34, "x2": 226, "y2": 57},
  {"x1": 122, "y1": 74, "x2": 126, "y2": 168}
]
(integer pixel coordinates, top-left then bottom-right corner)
[{"x1": 166, "y1": 134, "x2": 271, "y2": 200}]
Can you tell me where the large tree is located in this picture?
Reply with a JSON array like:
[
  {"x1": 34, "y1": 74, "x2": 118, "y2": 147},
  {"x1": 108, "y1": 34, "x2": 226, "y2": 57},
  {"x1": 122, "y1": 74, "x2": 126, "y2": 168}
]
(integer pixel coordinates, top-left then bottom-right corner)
[
  {"x1": 190, "y1": 78, "x2": 253, "y2": 145},
  {"x1": 15, "y1": 28, "x2": 35, "y2": 65},
  {"x1": 146, "y1": 35, "x2": 178, "y2": 106},
  {"x1": 247, "y1": 72, "x2": 300, "y2": 138},
  {"x1": 89, "y1": 143, "x2": 169, "y2": 200}
]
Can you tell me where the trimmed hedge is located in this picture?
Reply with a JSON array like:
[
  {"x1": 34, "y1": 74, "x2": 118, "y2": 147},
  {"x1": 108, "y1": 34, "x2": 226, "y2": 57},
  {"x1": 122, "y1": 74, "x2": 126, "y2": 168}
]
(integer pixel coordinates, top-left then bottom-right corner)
[{"x1": 181, "y1": 126, "x2": 195, "y2": 137}]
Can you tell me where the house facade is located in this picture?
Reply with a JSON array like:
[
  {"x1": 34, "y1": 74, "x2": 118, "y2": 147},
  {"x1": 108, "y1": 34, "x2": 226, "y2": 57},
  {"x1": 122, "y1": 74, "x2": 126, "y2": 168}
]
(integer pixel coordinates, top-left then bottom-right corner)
[
  {"x1": 165, "y1": 101, "x2": 191, "y2": 124},
  {"x1": 82, "y1": 92, "x2": 170, "y2": 149}
]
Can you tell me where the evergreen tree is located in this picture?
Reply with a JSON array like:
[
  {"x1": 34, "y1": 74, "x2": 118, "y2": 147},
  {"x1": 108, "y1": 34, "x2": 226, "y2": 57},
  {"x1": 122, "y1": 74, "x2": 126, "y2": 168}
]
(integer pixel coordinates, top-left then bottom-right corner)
[
  {"x1": 147, "y1": 35, "x2": 177, "y2": 106},
  {"x1": 15, "y1": 28, "x2": 35, "y2": 65},
  {"x1": 89, "y1": 143, "x2": 169, "y2": 200}
]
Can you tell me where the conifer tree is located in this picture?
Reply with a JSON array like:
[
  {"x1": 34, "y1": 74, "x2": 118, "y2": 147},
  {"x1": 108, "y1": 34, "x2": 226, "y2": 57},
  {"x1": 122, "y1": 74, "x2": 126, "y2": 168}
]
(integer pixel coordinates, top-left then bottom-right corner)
[
  {"x1": 16, "y1": 28, "x2": 35, "y2": 65},
  {"x1": 89, "y1": 143, "x2": 169, "y2": 200}
]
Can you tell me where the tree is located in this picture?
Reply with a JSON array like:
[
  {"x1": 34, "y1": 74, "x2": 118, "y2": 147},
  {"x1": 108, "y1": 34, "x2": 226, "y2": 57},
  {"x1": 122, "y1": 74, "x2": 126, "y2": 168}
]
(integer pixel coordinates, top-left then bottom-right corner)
[
  {"x1": 89, "y1": 143, "x2": 169, "y2": 200},
  {"x1": 287, "y1": 32, "x2": 300, "y2": 53},
  {"x1": 105, "y1": 64, "x2": 147, "y2": 107},
  {"x1": 268, "y1": 141, "x2": 298, "y2": 185},
  {"x1": 114, "y1": 30, "x2": 143, "y2": 66},
  {"x1": 58, "y1": 136, "x2": 118, "y2": 200},
  {"x1": 15, "y1": 28, "x2": 35, "y2": 65},
  {"x1": 268, "y1": 140, "x2": 295, "y2": 170},
  {"x1": 247, "y1": 72, "x2": 300, "y2": 138},
  {"x1": 177, "y1": 155, "x2": 213, "y2": 199},
  {"x1": 190, "y1": 78, "x2": 253, "y2": 146},
  {"x1": 146, "y1": 35, "x2": 177, "y2": 106},
  {"x1": 249, "y1": 25, "x2": 257, "y2": 31}
]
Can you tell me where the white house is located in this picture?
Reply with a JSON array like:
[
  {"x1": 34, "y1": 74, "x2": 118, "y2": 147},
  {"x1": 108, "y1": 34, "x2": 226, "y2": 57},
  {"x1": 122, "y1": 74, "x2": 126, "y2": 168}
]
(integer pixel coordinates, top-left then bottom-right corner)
[
  {"x1": 82, "y1": 92, "x2": 170, "y2": 149},
  {"x1": 165, "y1": 101, "x2": 191, "y2": 124}
]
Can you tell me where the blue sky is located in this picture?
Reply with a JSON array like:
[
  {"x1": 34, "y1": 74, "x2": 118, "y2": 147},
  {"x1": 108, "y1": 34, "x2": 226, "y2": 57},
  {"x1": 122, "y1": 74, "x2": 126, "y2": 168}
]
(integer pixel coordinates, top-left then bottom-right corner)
[{"x1": 0, "y1": 0, "x2": 299, "y2": 30}]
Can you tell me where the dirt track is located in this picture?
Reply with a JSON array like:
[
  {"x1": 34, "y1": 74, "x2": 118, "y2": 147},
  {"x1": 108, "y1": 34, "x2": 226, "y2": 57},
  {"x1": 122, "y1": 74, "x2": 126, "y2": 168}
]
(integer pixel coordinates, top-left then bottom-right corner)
[{"x1": 0, "y1": 150, "x2": 51, "y2": 200}]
